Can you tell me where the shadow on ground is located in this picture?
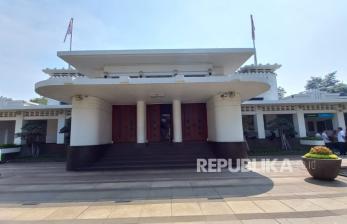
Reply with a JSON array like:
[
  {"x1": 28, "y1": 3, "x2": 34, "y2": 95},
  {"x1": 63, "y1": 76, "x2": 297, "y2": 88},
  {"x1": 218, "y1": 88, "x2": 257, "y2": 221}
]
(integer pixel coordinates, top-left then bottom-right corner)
[
  {"x1": 304, "y1": 177, "x2": 347, "y2": 187},
  {"x1": 0, "y1": 163, "x2": 274, "y2": 204}
]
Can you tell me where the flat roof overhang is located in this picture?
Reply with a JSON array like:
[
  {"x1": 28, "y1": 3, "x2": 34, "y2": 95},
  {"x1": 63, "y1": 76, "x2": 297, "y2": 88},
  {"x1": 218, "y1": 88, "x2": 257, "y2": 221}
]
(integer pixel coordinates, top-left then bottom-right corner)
[
  {"x1": 57, "y1": 48, "x2": 254, "y2": 77},
  {"x1": 35, "y1": 77, "x2": 269, "y2": 104}
]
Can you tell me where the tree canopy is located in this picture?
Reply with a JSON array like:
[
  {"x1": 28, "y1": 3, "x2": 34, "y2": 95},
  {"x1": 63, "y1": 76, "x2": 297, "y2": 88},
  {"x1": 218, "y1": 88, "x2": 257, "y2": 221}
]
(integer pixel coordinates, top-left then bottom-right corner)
[
  {"x1": 305, "y1": 71, "x2": 347, "y2": 94},
  {"x1": 30, "y1": 97, "x2": 48, "y2": 105},
  {"x1": 277, "y1": 86, "x2": 286, "y2": 99}
]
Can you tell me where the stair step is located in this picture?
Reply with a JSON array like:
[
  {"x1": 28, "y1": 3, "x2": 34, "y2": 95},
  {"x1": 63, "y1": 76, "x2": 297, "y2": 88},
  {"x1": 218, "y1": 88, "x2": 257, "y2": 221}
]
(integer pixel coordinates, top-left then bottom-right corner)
[
  {"x1": 83, "y1": 163, "x2": 197, "y2": 171},
  {"x1": 83, "y1": 143, "x2": 216, "y2": 171}
]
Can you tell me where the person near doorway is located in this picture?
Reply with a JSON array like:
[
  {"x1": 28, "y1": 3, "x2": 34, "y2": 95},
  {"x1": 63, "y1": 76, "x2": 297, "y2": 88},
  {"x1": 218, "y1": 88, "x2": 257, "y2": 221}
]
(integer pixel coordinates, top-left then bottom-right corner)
[
  {"x1": 337, "y1": 127, "x2": 346, "y2": 155},
  {"x1": 322, "y1": 130, "x2": 333, "y2": 149}
]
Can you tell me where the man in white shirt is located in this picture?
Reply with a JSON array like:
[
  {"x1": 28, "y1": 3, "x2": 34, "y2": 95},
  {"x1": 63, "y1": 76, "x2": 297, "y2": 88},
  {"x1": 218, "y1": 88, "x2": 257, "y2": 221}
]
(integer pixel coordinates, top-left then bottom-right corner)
[
  {"x1": 337, "y1": 127, "x2": 346, "y2": 155},
  {"x1": 322, "y1": 130, "x2": 332, "y2": 149}
]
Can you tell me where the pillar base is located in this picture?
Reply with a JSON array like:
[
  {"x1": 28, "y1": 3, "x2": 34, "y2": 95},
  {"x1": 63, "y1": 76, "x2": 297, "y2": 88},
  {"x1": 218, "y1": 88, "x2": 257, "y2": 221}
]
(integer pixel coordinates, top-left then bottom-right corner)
[{"x1": 66, "y1": 144, "x2": 110, "y2": 171}]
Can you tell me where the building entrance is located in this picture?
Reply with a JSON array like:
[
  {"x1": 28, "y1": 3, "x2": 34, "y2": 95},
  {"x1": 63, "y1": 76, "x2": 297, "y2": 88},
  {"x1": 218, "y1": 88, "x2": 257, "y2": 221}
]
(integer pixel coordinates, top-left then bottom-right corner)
[
  {"x1": 147, "y1": 104, "x2": 172, "y2": 142},
  {"x1": 160, "y1": 104, "x2": 172, "y2": 142},
  {"x1": 305, "y1": 113, "x2": 334, "y2": 136}
]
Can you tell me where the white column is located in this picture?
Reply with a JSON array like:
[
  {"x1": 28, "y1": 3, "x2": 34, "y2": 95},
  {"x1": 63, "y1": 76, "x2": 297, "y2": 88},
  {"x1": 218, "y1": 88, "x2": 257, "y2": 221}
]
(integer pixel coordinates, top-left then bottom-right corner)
[
  {"x1": 57, "y1": 113, "x2": 66, "y2": 144},
  {"x1": 70, "y1": 96, "x2": 112, "y2": 146},
  {"x1": 206, "y1": 93, "x2": 244, "y2": 142},
  {"x1": 4, "y1": 129, "x2": 8, "y2": 144},
  {"x1": 46, "y1": 119, "x2": 58, "y2": 143},
  {"x1": 14, "y1": 112, "x2": 23, "y2": 145},
  {"x1": 294, "y1": 110, "x2": 307, "y2": 137},
  {"x1": 336, "y1": 111, "x2": 346, "y2": 130},
  {"x1": 137, "y1": 101, "x2": 146, "y2": 143},
  {"x1": 255, "y1": 111, "x2": 265, "y2": 139},
  {"x1": 173, "y1": 99, "x2": 182, "y2": 143}
]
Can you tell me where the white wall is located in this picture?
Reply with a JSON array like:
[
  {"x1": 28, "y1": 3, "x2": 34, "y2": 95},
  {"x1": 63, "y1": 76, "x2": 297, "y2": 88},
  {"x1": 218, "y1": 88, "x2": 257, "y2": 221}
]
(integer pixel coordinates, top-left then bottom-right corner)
[
  {"x1": 104, "y1": 64, "x2": 213, "y2": 75},
  {"x1": 70, "y1": 96, "x2": 112, "y2": 146},
  {"x1": 206, "y1": 93, "x2": 244, "y2": 142},
  {"x1": 255, "y1": 73, "x2": 278, "y2": 100},
  {"x1": 46, "y1": 119, "x2": 57, "y2": 143}
]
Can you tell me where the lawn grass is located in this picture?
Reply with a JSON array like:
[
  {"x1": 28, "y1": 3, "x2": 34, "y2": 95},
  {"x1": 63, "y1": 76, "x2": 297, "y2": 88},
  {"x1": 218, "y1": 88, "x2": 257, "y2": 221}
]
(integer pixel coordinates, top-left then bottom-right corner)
[{"x1": 6, "y1": 155, "x2": 66, "y2": 163}]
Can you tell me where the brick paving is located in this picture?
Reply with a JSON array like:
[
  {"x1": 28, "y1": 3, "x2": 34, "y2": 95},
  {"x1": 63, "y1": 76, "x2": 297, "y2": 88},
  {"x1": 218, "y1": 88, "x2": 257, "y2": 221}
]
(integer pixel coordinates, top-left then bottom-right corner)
[{"x1": 0, "y1": 156, "x2": 346, "y2": 223}]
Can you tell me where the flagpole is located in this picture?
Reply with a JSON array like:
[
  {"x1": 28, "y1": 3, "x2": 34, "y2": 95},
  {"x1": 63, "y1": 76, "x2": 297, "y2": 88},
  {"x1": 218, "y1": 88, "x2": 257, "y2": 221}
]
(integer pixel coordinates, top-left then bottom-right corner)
[
  {"x1": 69, "y1": 18, "x2": 73, "y2": 52},
  {"x1": 253, "y1": 37, "x2": 257, "y2": 66},
  {"x1": 250, "y1": 14, "x2": 258, "y2": 66}
]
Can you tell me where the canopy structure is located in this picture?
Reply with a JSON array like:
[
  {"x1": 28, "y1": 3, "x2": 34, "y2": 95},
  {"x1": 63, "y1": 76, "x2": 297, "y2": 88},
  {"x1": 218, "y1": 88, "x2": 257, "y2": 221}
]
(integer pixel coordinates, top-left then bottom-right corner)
[
  {"x1": 36, "y1": 48, "x2": 272, "y2": 104},
  {"x1": 57, "y1": 48, "x2": 255, "y2": 77}
]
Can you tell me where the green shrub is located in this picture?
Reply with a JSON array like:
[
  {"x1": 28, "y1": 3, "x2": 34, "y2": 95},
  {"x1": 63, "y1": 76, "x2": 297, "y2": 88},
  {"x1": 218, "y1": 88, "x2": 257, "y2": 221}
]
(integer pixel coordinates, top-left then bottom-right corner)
[
  {"x1": 301, "y1": 136, "x2": 323, "y2": 140},
  {"x1": 303, "y1": 146, "x2": 339, "y2": 159},
  {"x1": 0, "y1": 144, "x2": 20, "y2": 149},
  {"x1": 304, "y1": 153, "x2": 339, "y2": 159}
]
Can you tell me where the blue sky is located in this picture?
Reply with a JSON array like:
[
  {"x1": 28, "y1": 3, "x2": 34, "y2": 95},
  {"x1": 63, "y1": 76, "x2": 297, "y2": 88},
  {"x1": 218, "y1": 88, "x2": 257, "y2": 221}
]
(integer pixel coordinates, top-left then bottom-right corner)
[{"x1": 0, "y1": 0, "x2": 346, "y2": 100}]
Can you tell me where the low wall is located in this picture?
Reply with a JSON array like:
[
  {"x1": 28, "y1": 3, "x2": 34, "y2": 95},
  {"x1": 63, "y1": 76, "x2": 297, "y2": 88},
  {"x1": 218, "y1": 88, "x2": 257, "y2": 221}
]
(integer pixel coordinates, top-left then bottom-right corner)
[
  {"x1": 246, "y1": 138, "x2": 310, "y2": 153},
  {"x1": 20, "y1": 143, "x2": 67, "y2": 157},
  {"x1": 209, "y1": 142, "x2": 249, "y2": 164}
]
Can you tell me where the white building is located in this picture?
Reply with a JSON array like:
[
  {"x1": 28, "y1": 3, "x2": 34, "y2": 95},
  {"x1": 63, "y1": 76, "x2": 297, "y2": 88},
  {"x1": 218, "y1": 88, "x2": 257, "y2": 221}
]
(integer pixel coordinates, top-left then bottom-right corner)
[{"x1": 0, "y1": 48, "x2": 346, "y2": 170}]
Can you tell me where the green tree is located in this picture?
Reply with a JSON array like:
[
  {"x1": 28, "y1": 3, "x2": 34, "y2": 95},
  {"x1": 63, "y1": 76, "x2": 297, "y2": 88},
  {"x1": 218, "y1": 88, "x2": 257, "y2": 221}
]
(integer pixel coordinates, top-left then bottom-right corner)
[
  {"x1": 277, "y1": 86, "x2": 286, "y2": 99},
  {"x1": 30, "y1": 97, "x2": 48, "y2": 105},
  {"x1": 15, "y1": 121, "x2": 46, "y2": 157},
  {"x1": 305, "y1": 71, "x2": 347, "y2": 94},
  {"x1": 331, "y1": 83, "x2": 347, "y2": 94},
  {"x1": 305, "y1": 77, "x2": 324, "y2": 90}
]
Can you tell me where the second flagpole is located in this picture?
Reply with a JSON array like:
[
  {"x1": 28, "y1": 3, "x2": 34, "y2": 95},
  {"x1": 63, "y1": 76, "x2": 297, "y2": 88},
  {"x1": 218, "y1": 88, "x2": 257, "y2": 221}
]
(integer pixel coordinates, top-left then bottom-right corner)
[{"x1": 69, "y1": 18, "x2": 73, "y2": 52}]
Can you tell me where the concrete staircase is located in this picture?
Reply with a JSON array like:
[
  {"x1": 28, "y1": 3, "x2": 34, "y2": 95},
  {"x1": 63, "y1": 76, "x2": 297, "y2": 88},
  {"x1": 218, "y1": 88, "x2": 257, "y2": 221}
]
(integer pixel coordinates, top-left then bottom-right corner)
[{"x1": 83, "y1": 142, "x2": 215, "y2": 170}]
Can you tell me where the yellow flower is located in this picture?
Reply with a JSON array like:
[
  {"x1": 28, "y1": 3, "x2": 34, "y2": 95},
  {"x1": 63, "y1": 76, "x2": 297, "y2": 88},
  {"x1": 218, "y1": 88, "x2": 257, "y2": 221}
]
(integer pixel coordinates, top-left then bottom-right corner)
[{"x1": 309, "y1": 146, "x2": 333, "y2": 155}]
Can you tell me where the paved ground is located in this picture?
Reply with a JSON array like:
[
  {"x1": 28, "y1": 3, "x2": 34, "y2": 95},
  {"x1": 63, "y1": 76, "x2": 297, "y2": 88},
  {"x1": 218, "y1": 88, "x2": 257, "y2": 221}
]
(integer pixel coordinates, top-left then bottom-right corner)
[{"x1": 0, "y1": 156, "x2": 347, "y2": 223}]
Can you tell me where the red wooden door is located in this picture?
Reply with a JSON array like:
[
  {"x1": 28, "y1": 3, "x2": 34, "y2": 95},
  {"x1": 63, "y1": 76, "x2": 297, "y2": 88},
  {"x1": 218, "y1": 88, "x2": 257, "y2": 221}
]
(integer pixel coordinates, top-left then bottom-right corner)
[
  {"x1": 182, "y1": 103, "x2": 207, "y2": 141},
  {"x1": 112, "y1": 105, "x2": 137, "y2": 142},
  {"x1": 147, "y1": 105, "x2": 161, "y2": 142}
]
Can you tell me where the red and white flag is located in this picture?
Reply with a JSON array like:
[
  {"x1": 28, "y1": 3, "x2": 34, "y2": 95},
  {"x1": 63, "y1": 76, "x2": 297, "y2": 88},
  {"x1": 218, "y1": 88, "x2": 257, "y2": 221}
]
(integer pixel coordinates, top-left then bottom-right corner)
[
  {"x1": 250, "y1": 14, "x2": 255, "y2": 41},
  {"x1": 63, "y1": 18, "x2": 73, "y2": 42}
]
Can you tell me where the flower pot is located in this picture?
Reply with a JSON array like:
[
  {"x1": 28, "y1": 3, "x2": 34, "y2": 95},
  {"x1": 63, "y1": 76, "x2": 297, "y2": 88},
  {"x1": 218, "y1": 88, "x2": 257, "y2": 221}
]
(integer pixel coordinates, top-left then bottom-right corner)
[
  {"x1": 302, "y1": 157, "x2": 342, "y2": 180},
  {"x1": 0, "y1": 147, "x2": 21, "y2": 163},
  {"x1": 300, "y1": 139, "x2": 325, "y2": 146}
]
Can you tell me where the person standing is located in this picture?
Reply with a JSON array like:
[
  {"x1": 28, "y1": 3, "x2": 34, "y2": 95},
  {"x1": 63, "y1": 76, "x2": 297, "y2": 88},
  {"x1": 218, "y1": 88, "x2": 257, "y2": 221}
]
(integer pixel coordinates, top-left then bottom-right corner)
[
  {"x1": 337, "y1": 127, "x2": 346, "y2": 155},
  {"x1": 322, "y1": 130, "x2": 333, "y2": 149}
]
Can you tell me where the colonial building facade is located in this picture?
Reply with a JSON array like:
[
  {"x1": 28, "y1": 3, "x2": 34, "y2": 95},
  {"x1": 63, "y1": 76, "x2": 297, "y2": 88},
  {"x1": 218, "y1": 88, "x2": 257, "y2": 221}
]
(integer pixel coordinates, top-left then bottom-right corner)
[{"x1": 1, "y1": 48, "x2": 346, "y2": 170}]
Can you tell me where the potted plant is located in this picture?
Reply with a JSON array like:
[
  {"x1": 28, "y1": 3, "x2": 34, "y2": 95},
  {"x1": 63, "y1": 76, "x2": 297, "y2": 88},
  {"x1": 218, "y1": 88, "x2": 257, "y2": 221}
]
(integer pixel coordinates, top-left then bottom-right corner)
[
  {"x1": 0, "y1": 144, "x2": 21, "y2": 163},
  {"x1": 302, "y1": 146, "x2": 342, "y2": 180},
  {"x1": 300, "y1": 136, "x2": 325, "y2": 146}
]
